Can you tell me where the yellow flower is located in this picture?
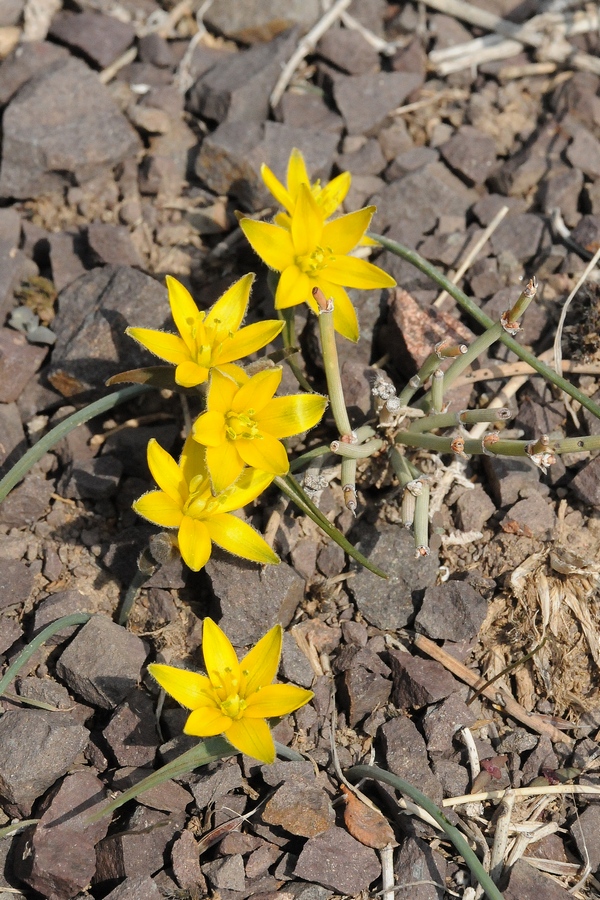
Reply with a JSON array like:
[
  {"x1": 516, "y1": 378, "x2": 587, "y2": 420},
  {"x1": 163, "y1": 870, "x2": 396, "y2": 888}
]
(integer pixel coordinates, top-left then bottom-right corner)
[
  {"x1": 193, "y1": 365, "x2": 327, "y2": 494},
  {"x1": 240, "y1": 185, "x2": 396, "y2": 342},
  {"x1": 126, "y1": 274, "x2": 284, "y2": 388},
  {"x1": 148, "y1": 618, "x2": 314, "y2": 764},
  {"x1": 261, "y1": 146, "x2": 351, "y2": 227},
  {"x1": 133, "y1": 435, "x2": 279, "y2": 572}
]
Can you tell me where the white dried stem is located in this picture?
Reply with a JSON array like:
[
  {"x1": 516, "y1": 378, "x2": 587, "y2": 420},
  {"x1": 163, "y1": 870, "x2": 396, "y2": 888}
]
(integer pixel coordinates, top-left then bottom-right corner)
[
  {"x1": 553, "y1": 245, "x2": 600, "y2": 380},
  {"x1": 489, "y1": 789, "x2": 515, "y2": 884}
]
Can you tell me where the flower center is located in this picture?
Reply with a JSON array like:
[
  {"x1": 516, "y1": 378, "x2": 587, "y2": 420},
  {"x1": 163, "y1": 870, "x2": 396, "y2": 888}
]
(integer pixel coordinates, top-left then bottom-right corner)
[
  {"x1": 220, "y1": 693, "x2": 247, "y2": 719},
  {"x1": 225, "y1": 410, "x2": 260, "y2": 442},
  {"x1": 189, "y1": 315, "x2": 232, "y2": 367},
  {"x1": 296, "y1": 245, "x2": 334, "y2": 276},
  {"x1": 184, "y1": 480, "x2": 233, "y2": 517}
]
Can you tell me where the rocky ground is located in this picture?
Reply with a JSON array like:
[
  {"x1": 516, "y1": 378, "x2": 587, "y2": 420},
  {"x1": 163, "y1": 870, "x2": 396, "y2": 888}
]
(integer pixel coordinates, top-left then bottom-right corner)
[{"x1": 2, "y1": 0, "x2": 600, "y2": 898}]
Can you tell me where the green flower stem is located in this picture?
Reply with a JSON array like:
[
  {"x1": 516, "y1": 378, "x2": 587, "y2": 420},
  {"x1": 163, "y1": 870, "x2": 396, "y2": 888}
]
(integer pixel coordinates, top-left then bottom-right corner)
[
  {"x1": 341, "y1": 457, "x2": 357, "y2": 513},
  {"x1": 414, "y1": 482, "x2": 430, "y2": 554},
  {"x1": 0, "y1": 613, "x2": 92, "y2": 698},
  {"x1": 345, "y1": 764, "x2": 505, "y2": 900},
  {"x1": 275, "y1": 474, "x2": 387, "y2": 578},
  {"x1": 0, "y1": 384, "x2": 150, "y2": 503},
  {"x1": 409, "y1": 408, "x2": 511, "y2": 434},
  {"x1": 430, "y1": 369, "x2": 444, "y2": 413},
  {"x1": 370, "y1": 232, "x2": 600, "y2": 422},
  {"x1": 398, "y1": 351, "x2": 441, "y2": 407},
  {"x1": 288, "y1": 445, "x2": 333, "y2": 472},
  {"x1": 554, "y1": 435, "x2": 600, "y2": 453},
  {"x1": 279, "y1": 307, "x2": 313, "y2": 393},
  {"x1": 389, "y1": 447, "x2": 415, "y2": 488},
  {"x1": 330, "y1": 438, "x2": 384, "y2": 459},
  {"x1": 396, "y1": 431, "x2": 600, "y2": 457},
  {"x1": 316, "y1": 297, "x2": 353, "y2": 437}
]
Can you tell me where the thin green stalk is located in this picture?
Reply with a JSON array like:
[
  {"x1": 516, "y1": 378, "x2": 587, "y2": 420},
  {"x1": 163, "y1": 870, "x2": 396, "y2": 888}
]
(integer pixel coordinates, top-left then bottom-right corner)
[
  {"x1": 330, "y1": 438, "x2": 384, "y2": 459},
  {"x1": 289, "y1": 445, "x2": 333, "y2": 471},
  {"x1": 275, "y1": 474, "x2": 387, "y2": 578},
  {"x1": 414, "y1": 482, "x2": 430, "y2": 554},
  {"x1": 346, "y1": 764, "x2": 505, "y2": 900},
  {"x1": 389, "y1": 447, "x2": 414, "y2": 488},
  {"x1": 341, "y1": 457, "x2": 357, "y2": 513},
  {"x1": 0, "y1": 385, "x2": 150, "y2": 503},
  {"x1": 409, "y1": 408, "x2": 510, "y2": 434},
  {"x1": 398, "y1": 351, "x2": 441, "y2": 407},
  {"x1": 371, "y1": 232, "x2": 600, "y2": 422},
  {"x1": 316, "y1": 293, "x2": 353, "y2": 437},
  {"x1": 395, "y1": 432, "x2": 529, "y2": 455},
  {"x1": 278, "y1": 307, "x2": 313, "y2": 393},
  {"x1": 430, "y1": 369, "x2": 444, "y2": 412},
  {"x1": 0, "y1": 613, "x2": 91, "y2": 698}
]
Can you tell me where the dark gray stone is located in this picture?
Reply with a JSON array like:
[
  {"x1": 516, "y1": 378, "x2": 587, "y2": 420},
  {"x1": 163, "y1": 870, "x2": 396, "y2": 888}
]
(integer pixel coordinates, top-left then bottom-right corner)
[
  {"x1": 439, "y1": 125, "x2": 498, "y2": 186},
  {"x1": 386, "y1": 145, "x2": 438, "y2": 180},
  {"x1": 501, "y1": 491, "x2": 557, "y2": 541},
  {"x1": 103, "y1": 690, "x2": 159, "y2": 767},
  {"x1": 421, "y1": 693, "x2": 476, "y2": 756},
  {"x1": 32, "y1": 590, "x2": 96, "y2": 644},
  {"x1": 63, "y1": 455, "x2": 123, "y2": 501},
  {"x1": 317, "y1": 26, "x2": 380, "y2": 75},
  {"x1": 455, "y1": 485, "x2": 496, "y2": 532},
  {"x1": 204, "y1": 0, "x2": 319, "y2": 43},
  {"x1": 0, "y1": 239, "x2": 38, "y2": 323},
  {"x1": 0, "y1": 328, "x2": 47, "y2": 403},
  {"x1": 348, "y1": 522, "x2": 439, "y2": 631},
  {"x1": 95, "y1": 804, "x2": 185, "y2": 884},
  {"x1": 414, "y1": 581, "x2": 488, "y2": 643},
  {"x1": 48, "y1": 230, "x2": 88, "y2": 293},
  {"x1": 56, "y1": 615, "x2": 148, "y2": 709},
  {"x1": 504, "y1": 857, "x2": 574, "y2": 899},
  {"x1": 338, "y1": 667, "x2": 391, "y2": 726},
  {"x1": 103, "y1": 876, "x2": 162, "y2": 900},
  {"x1": 0, "y1": 616, "x2": 23, "y2": 655},
  {"x1": 171, "y1": 829, "x2": 207, "y2": 892},
  {"x1": 48, "y1": 10, "x2": 136, "y2": 69},
  {"x1": 281, "y1": 632, "x2": 314, "y2": 689},
  {"x1": 278, "y1": 91, "x2": 344, "y2": 135},
  {"x1": 0, "y1": 558, "x2": 34, "y2": 611},
  {"x1": 490, "y1": 213, "x2": 545, "y2": 262},
  {"x1": 0, "y1": 57, "x2": 141, "y2": 199},
  {"x1": 333, "y1": 71, "x2": 421, "y2": 136},
  {"x1": 337, "y1": 138, "x2": 386, "y2": 177},
  {"x1": 294, "y1": 827, "x2": 380, "y2": 894},
  {"x1": 483, "y1": 454, "x2": 542, "y2": 507},
  {"x1": 571, "y1": 456, "x2": 600, "y2": 507},
  {"x1": 187, "y1": 28, "x2": 298, "y2": 124},
  {"x1": 388, "y1": 650, "x2": 459, "y2": 709},
  {"x1": 491, "y1": 123, "x2": 569, "y2": 197},
  {"x1": 206, "y1": 553, "x2": 304, "y2": 646},
  {"x1": 0, "y1": 40, "x2": 70, "y2": 107},
  {"x1": 0, "y1": 471, "x2": 55, "y2": 527},
  {"x1": 203, "y1": 854, "x2": 245, "y2": 891},
  {"x1": 537, "y1": 165, "x2": 583, "y2": 228},
  {"x1": 87, "y1": 222, "x2": 143, "y2": 268},
  {"x1": 394, "y1": 836, "x2": 446, "y2": 899},
  {"x1": 47, "y1": 265, "x2": 168, "y2": 396},
  {"x1": 569, "y1": 214, "x2": 600, "y2": 254},
  {"x1": 0, "y1": 710, "x2": 89, "y2": 815},
  {"x1": 567, "y1": 125, "x2": 600, "y2": 179},
  {"x1": 189, "y1": 759, "x2": 243, "y2": 808},
  {"x1": 380, "y1": 716, "x2": 443, "y2": 805}
]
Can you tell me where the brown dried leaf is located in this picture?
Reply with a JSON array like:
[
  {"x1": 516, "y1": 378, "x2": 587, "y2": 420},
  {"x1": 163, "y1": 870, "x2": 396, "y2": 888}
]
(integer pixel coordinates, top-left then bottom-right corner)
[{"x1": 340, "y1": 785, "x2": 395, "y2": 849}]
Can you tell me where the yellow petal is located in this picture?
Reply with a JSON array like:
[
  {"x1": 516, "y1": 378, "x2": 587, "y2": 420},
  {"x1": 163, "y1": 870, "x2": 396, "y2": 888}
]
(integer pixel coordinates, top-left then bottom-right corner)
[
  {"x1": 236, "y1": 434, "x2": 289, "y2": 475},
  {"x1": 239, "y1": 625, "x2": 282, "y2": 695},
  {"x1": 318, "y1": 171, "x2": 351, "y2": 219},
  {"x1": 148, "y1": 663, "x2": 216, "y2": 709},
  {"x1": 193, "y1": 410, "x2": 227, "y2": 448},
  {"x1": 324, "y1": 255, "x2": 397, "y2": 290},
  {"x1": 184, "y1": 706, "x2": 232, "y2": 737},
  {"x1": 274, "y1": 211, "x2": 291, "y2": 230},
  {"x1": 232, "y1": 367, "x2": 281, "y2": 415},
  {"x1": 322, "y1": 281, "x2": 360, "y2": 342},
  {"x1": 147, "y1": 438, "x2": 185, "y2": 502},
  {"x1": 202, "y1": 617, "x2": 241, "y2": 686},
  {"x1": 166, "y1": 276, "x2": 200, "y2": 344},
  {"x1": 224, "y1": 716, "x2": 276, "y2": 763},
  {"x1": 291, "y1": 184, "x2": 322, "y2": 257},
  {"x1": 244, "y1": 683, "x2": 314, "y2": 718},
  {"x1": 255, "y1": 394, "x2": 327, "y2": 438},
  {"x1": 322, "y1": 206, "x2": 375, "y2": 255},
  {"x1": 206, "y1": 513, "x2": 280, "y2": 565},
  {"x1": 261, "y1": 163, "x2": 293, "y2": 213},
  {"x1": 126, "y1": 327, "x2": 190, "y2": 365},
  {"x1": 177, "y1": 516, "x2": 212, "y2": 571},
  {"x1": 240, "y1": 219, "x2": 295, "y2": 271},
  {"x1": 206, "y1": 273, "x2": 254, "y2": 333},
  {"x1": 179, "y1": 434, "x2": 209, "y2": 487},
  {"x1": 214, "y1": 320, "x2": 284, "y2": 365},
  {"x1": 217, "y1": 469, "x2": 275, "y2": 514},
  {"x1": 275, "y1": 265, "x2": 312, "y2": 310},
  {"x1": 286, "y1": 148, "x2": 310, "y2": 200},
  {"x1": 207, "y1": 367, "x2": 241, "y2": 414},
  {"x1": 206, "y1": 442, "x2": 244, "y2": 494},
  {"x1": 175, "y1": 360, "x2": 209, "y2": 387},
  {"x1": 133, "y1": 490, "x2": 183, "y2": 528}
]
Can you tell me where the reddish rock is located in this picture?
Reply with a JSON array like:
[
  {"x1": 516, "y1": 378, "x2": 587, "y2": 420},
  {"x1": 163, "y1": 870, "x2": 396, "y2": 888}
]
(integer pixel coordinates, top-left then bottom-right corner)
[
  {"x1": 294, "y1": 827, "x2": 380, "y2": 894},
  {"x1": 0, "y1": 328, "x2": 47, "y2": 403},
  {"x1": 262, "y1": 774, "x2": 335, "y2": 837},
  {"x1": 171, "y1": 829, "x2": 207, "y2": 892}
]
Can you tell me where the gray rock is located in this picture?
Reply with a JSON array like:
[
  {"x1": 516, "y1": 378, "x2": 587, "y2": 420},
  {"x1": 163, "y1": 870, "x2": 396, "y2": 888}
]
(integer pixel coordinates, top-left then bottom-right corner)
[
  {"x1": 56, "y1": 614, "x2": 148, "y2": 709},
  {"x1": 62, "y1": 455, "x2": 124, "y2": 501},
  {"x1": 189, "y1": 759, "x2": 243, "y2": 808},
  {"x1": 0, "y1": 239, "x2": 37, "y2": 323},
  {"x1": 571, "y1": 456, "x2": 600, "y2": 507},
  {"x1": 206, "y1": 553, "x2": 304, "y2": 646},
  {"x1": 0, "y1": 616, "x2": 22, "y2": 655},
  {"x1": 103, "y1": 690, "x2": 159, "y2": 767},
  {"x1": 95, "y1": 804, "x2": 185, "y2": 884},
  {"x1": 0, "y1": 471, "x2": 55, "y2": 527},
  {"x1": 103, "y1": 876, "x2": 163, "y2": 900},
  {"x1": 0, "y1": 40, "x2": 70, "y2": 107},
  {"x1": 111, "y1": 767, "x2": 192, "y2": 814},
  {"x1": 567, "y1": 125, "x2": 600, "y2": 179},
  {"x1": 203, "y1": 854, "x2": 245, "y2": 891},
  {"x1": 421, "y1": 693, "x2": 476, "y2": 756},
  {"x1": 87, "y1": 222, "x2": 143, "y2": 268},
  {"x1": 338, "y1": 667, "x2": 391, "y2": 726},
  {"x1": 537, "y1": 165, "x2": 583, "y2": 228},
  {"x1": 317, "y1": 26, "x2": 380, "y2": 75},
  {"x1": 394, "y1": 836, "x2": 447, "y2": 899},
  {"x1": 278, "y1": 91, "x2": 344, "y2": 135},
  {"x1": 0, "y1": 0, "x2": 22, "y2": 27},
  {"x1": 0, "y1": 57, "x2": 141, "y2": 199},
  {"x1": 47, "y1": 265, "x2": 168, "y2": 396},
  {"x1": 48, "y1": 230, "x2": 88, "y2": 293},
  {"x1": 32, "y1": 590, "x2": 96, "y2": 644},
  {"x1": 204, "y1": 0, "x2": 319, "y2": 43},
  {"x1": 0, "y1": 328, "x2": 47, "y2": 403},
  {"x1": 380, "y1": 716, "x2": 443, "y2": 805},
  {"x1": 138, "y1": 34, "x2": 176, "y2": 69},
  {"x1": 439, "y1": 125, "x2": 498, "y2": 186},
  {"x1": 569, "y1": 214, "x2": 600, "y2": 254},
  {"x1": 501, "y1": 491, "x2": 557, "y2": 541},
  {"x1": 386, "y1": 145, "x2": 438, "y2": 180},
  {"x1": 483, "y1": 454, "x2": 542, "y2": 507},
  {"x1": 455, "y1": 485, "x2": 496, "y2": 532},
  {"x1": 333, "y1": 71, "x2": 422, "y2": 135},
  {"x1": 491, "y1": 123, "x2": 569, "y2": 197},
  {"x1": 348, "y1": 522, "x2": 439, "y2": 631},
  {"x1": 294, "y1": 827, "x2": 380, "y2": 894},
  {"x1": 490, "y1": 213, "x2": 545, "y2": 262},
  {"x1": 414, "y1": 581, "x2": 488, "y2": 643},
  {"x1": 0, "y1": 710, "x2": 89, "y2": 815},
  {"x1": 171, "y1": 829, "x2": 207, "y2": 892},
  {"x1": 0, "y1": 402, "x2": 25, "y2": 474},
  {"x1": 0, "y1": 558, "x2": 34, "y2": 611},
  {"x1": 14, "y1": 771, "x2": 110, "y2": 898},
  {"x1": 262, "y1": 774, "x2": 335, "y2": 837},
  {"x1": 504, "y1": 857, "x2": 574, "y2": 899},
  {"x1": 187, "y1": 28, "x2": 298, "y2": 124},
  {"x1": 281, "y1": 632, "x2": 314, "y2": 688},
  {"x1": 48, "y1": 10, "x2": 136, "y2": 69},
  {"x1": 388, "y1": 650, "x2": 459, "y2": 709}
]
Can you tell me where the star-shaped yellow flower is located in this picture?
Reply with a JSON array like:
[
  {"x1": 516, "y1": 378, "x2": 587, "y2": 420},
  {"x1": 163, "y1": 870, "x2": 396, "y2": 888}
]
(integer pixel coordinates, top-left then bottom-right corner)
[
  {"x1": 133, "y1": 435, "x2": 279, "y2": 572},
  {"x1": 148, "y1": 618, "x2": 314, "y2": 764},
  {"x1": 240, "y1": 185, "x2": 396, "y2": 342},
  {"x1": 193, "y1": 365, "x2": 327, "y2": 494},
  {"x1": 261, "y1": 146, "x2": 351, "y2": 227},
  {"x1": 127, "y1": 274, "x2": 284, "y2": 388}
]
